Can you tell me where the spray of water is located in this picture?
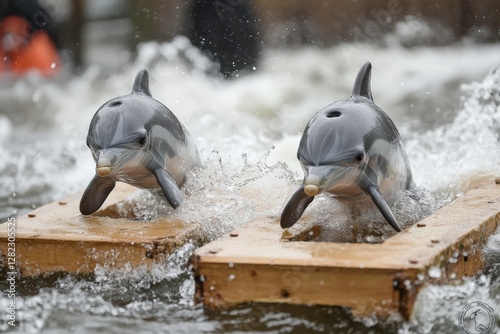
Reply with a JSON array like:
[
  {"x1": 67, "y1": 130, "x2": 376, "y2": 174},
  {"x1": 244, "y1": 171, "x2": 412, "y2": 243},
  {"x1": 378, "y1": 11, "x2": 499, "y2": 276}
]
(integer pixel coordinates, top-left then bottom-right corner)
[{"x1": 1, "y1": 35, "x2": 500, "y2": 333}]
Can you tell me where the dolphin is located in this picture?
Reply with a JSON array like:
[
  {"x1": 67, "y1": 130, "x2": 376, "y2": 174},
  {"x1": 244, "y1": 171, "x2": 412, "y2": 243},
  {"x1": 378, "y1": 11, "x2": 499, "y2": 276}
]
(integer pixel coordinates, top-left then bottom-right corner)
[
  {"x1": 280, "y1": 62, "x2": 414, "y2": 232},
  {"x1": 80, "y1": 69, "x2": 201, "y2": 215}
]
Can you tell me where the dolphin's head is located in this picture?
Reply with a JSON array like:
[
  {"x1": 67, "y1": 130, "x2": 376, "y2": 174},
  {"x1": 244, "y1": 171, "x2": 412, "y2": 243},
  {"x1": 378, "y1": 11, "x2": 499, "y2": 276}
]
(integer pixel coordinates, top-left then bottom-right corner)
[
  {"x1": 86, "y1": 96, "x2": 151, "y2": 181},
  {"x1": 297, "y1": 102, "x2": 373, "y2": 198},
  {"x1": 279, "y1": 105, "x2": 370, "y2": 229},
  {"x1": 281, "y1": 62, "x2": 405, "y2": 232},
  {"x1": 80, "y1": 69, "x2": 192, "y2": 216},
  {"x1": 296, "y1": 61, "x2": 381, "y2": 198},
  {"x1": 86, "y1": 69, "x2": 160, "y2": 182}
]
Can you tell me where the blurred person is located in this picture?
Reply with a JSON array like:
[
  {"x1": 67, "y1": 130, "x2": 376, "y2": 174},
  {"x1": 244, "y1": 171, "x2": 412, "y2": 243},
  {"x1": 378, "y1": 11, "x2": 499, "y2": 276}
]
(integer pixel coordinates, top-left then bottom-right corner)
[
  {"x1": 0, "y1": 0, "x2": 61, "y2": 76},
  {"x1": 189, "y1": 0, "x2": 259, "y2": 78}
]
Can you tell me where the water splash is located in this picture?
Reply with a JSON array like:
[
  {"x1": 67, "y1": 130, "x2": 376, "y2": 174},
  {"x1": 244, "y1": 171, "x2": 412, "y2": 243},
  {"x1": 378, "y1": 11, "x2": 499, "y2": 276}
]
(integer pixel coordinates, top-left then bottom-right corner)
[
  {"x1": 0, "y1": 242, "x2": 199, "y2": 333},
  {"x1": 1, "y1": 37, "x2": 500, "y2": 333}
]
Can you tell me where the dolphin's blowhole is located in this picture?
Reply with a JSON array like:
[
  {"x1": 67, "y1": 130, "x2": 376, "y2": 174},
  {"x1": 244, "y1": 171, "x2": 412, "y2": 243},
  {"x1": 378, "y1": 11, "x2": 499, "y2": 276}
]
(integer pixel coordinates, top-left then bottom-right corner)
[
  {"x1": 109, "y1": 100, "x2": 122, "y2": 107},
  {"x1": 325, "y1": 110, "x2": 342, "y2": 118}
]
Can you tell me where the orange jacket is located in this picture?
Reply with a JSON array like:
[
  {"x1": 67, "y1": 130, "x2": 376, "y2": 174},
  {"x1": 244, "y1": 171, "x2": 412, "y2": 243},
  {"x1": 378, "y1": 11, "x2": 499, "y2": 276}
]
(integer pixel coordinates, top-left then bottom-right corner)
[{"x1": 0, "y1": 15, "x2": 61, "y2": 76}]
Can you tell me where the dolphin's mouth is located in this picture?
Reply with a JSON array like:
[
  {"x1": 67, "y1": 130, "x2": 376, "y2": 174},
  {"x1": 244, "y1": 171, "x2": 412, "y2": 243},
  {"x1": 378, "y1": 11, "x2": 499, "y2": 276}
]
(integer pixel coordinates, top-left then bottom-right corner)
[
  {"x1": 96, "y1": 157, "x2": 112, "y2": 177},
  {"x1": 304, "y1": 184, "x2": 320, "y2": 196},
  {"x1": 303, "y1": 165, "x2": 353, "y2": 196},
  {"x1": 97, "y1": 166, "x2": 111, "y2": 177},
  {"x1": 95, "y1": 148, "x2": 144, "y2": 179}
]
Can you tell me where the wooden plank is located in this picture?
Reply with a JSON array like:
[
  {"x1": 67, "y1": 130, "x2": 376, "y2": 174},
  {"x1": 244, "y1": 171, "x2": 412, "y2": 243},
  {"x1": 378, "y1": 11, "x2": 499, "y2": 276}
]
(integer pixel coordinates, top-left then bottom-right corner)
[
  {"x1": 191, "y1": 181, "x2": 500, "y2": 318},
  {"x1": 0, "y1": 183, "x2": 206, "y2": 276}
]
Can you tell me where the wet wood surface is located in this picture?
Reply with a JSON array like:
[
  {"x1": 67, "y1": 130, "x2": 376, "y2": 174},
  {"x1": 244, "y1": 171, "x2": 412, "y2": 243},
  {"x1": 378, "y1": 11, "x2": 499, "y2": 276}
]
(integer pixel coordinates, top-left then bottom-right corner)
[
  {"x1": 0, "y1": 183, "x2": 205, "y2": 276},
  {"x1": 192, "y1": 181, "x2": 500, "y2": 318},
  {"x1": 1, "y1": 178, "x2": 498, "y2": 319}
]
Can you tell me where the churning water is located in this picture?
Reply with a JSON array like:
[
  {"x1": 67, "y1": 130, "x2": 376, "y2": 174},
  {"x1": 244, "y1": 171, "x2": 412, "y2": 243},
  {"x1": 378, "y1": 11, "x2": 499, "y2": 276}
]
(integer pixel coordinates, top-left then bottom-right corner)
[{"x1": 1, "y1": 35, "x2": 500, "y2": 333}]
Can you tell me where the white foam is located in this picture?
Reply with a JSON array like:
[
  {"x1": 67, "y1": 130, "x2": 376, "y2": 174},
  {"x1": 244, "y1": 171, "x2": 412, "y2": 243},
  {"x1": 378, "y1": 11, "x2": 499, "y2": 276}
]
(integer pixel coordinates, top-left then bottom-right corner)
[{"x1": 2, "y1": 38, "x2": 500, "y2": 333}]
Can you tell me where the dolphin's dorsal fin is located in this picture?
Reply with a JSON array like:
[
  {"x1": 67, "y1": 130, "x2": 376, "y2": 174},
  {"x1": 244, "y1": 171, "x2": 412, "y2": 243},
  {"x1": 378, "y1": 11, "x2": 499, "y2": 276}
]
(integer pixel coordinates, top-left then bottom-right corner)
[
  {"x1": 352, "y1": 62, "x2": 373, "y2": 101},
  {"x1": 132, "y1": 69, "x2": 152, "y2": 96}
]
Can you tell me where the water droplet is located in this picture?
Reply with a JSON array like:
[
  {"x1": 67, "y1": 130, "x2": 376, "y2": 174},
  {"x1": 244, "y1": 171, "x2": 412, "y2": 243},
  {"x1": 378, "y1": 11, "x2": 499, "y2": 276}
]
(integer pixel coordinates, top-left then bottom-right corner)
[
  {"x1": 199, "y1": 275, "x2": 206, "y2": 282},
  {"x1": 12, "y1": 192, "x2": 16, "y2": 198},
  {"x1": 428, "y1": 266, "x2": 441, "y2": 278},
  {"x1": 51, "y1": 63, "x2": 56, "y2": 69},
  {"x1": 209, "y1": 285, "x2": 214, "y2": 291},
  {"x1": 228, "y1": 262, "x2": 234, "y2": 268},
  {"x1": 228, "y1": 274, "x2": 236, "y2": 281}
]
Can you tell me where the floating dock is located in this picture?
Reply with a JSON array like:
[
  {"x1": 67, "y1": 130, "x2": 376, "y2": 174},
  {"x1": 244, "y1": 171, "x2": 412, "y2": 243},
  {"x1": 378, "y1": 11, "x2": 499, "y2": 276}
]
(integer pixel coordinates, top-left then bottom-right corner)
[
  {"x1": 0, "y1": 183, "x2": 206, "y2": 276},
  {"x1": 1, "y1": 178, "x2": 498, "y2": 318},
  {"x1": 191, "y1": 181, "x2": 500, "y2": 319}
]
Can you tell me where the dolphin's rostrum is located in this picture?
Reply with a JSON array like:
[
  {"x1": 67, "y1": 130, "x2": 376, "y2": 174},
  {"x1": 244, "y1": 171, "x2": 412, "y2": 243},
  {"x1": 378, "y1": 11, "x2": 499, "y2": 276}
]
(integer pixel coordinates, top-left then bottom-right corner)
[
  {"x1": 80, "y1": 69, "x2": 201, "y2": 215},
  {"x1": 281, "y1": 62, "x2": 414, "y2": 232}
]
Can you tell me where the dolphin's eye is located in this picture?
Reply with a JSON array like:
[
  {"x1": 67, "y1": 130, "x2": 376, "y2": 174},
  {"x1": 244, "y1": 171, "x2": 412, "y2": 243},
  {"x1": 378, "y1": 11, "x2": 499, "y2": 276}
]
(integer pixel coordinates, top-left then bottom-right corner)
[
  {"x1": 355, "y1": 152, "x2": 365, "y2": 162},
  {"x1": 138, "y1": 135, "x2": 147, "y2": 146},
  {"x1": 326, "y1": 110, "x2": 341, "y2": 118}
]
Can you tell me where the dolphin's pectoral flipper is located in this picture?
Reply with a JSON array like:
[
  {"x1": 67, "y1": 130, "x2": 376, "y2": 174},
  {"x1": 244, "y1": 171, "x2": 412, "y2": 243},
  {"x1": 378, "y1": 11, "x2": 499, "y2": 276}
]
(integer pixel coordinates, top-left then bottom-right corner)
[
  {"x1": 153, "y1": 168, "x2": 184, "y2": 209},
  {"x1": 280, "y1": 186, "x2": 315, "y2": 228},
  {"x1": 365, "y1": 186, "x2": 401, "y2": 232},
  {"x1": 80, "y1": 175, "x2": 116, "y2": 215}
]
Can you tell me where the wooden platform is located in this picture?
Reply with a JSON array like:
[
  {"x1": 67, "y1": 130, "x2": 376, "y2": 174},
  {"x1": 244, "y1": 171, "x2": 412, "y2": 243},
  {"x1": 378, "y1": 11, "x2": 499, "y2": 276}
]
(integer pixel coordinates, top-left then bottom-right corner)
[
  {"x1": 191, "y1": 181, "x2": 500, "y2": 319},
  {"x1": 0, "y1": 183, "x2": 206, "y2": 276}
]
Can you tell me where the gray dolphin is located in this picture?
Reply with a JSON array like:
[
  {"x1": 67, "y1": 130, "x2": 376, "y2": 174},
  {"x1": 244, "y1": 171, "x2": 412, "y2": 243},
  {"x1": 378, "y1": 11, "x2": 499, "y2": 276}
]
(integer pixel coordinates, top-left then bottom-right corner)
[
  {"x1": 281, "y1": 62, "x2": 414, "y2": 232},
  {"x1": 80, "y1": 69, "x2": 201, "y2": 215}
]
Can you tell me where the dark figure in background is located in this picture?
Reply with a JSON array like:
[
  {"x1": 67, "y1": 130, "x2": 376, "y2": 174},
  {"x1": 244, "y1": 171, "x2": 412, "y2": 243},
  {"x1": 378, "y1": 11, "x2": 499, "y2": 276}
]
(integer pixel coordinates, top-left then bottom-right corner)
[
  {"x1": 0, "y1": 0, "x2": 60, "y2": 47},
  {"x1": 189, "y1": 0, "x2": 260, "y2": 77},
  {"x1": 0, "y1": 0, "x2": 61, "y2": 75}
]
